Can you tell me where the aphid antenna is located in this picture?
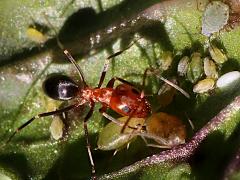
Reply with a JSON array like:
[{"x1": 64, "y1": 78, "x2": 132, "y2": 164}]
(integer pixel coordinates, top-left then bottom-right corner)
[{"x1": 43, "y1": 13, "x2": 87, "y2": 87}]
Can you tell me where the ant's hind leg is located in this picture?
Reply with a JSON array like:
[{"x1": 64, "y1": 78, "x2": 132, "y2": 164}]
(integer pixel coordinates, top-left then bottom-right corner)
[{"x1": 6, "y1": 104, "x2": 76, "y2": 144}]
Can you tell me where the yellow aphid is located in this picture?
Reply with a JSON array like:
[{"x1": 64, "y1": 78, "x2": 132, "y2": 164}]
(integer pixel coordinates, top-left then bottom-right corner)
[
  {"x1": 209, "y1": 44, "x2": 227, "y2": 64},
  {"x1": 193, "y1": 78, "x2": 215, "y2": 93},
  {"x1": 26, "y1": 27, "x2": 47, "y2": 44},
  {"x1": 203, "y1": 57, "x2": 218, "y2": 79},
  {"x1": 49, "y1": 117, "x2": 64, "y2": 140},
  {"x1": 159, "y1": 51, "x2": 173, "y2": 71}
]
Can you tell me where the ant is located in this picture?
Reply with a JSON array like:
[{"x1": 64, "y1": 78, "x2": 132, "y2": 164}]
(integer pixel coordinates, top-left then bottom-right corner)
[
  {"x1": 6, "y1": 37, "x2": 152, "y2": 177},
  {"x1": 6, "y1": 16, "x2": 190, "y2": 178}
]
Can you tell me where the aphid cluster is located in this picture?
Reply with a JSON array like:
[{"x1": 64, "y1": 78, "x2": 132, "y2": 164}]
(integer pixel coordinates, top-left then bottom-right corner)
[{"x1": 177, "y1": 41, "x2": 232, "y2": 94}]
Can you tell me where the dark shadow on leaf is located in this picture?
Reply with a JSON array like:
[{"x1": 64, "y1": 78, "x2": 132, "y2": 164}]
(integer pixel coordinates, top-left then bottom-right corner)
[{"x1": 0, "y1": 153, "x2": 32, "y2": 180}]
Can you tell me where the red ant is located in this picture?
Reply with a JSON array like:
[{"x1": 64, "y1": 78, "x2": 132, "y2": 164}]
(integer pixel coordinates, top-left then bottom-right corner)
[
  {"x1": 6, "y1": 37, "x2": 152, "y2": 176},
  {"x1": 6, "y1": 17, "x2": 190, "y2": 177}
]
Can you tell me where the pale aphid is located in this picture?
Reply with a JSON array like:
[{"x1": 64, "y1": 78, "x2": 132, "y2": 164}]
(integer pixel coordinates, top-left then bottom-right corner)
[
  {"x1": 193, "y1": 78, "x2": 215, "y2": 93},
  {"x1": 178, "y1": 56, "x2": 190, "y2": 77},
  {"x1": 203, "y1": 57, "x2": 218, "y2": 79},
  {"x1": 202, "y1": 1, "x2": 229, "y2": 36},
  {"x1": 49, "y1": 116, "x2": 65, "y2": 140}
]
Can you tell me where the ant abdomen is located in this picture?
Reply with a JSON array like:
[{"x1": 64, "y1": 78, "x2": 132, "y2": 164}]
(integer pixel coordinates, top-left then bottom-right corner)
[{"x1": 43, "y1": 74, "x2": 79, "y2": 101}]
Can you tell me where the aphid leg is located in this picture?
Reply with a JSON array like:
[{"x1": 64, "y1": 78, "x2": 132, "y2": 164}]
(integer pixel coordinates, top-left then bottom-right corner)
[
  {"x1": 83, "y1": 101, "x2": 96, "y2": 176},
  {"x1": 143, "y1": 68, "x2": 190, "y2": 98},
  {"x1": 6, "y1": 104, "x2": 76, "y2": 144}
]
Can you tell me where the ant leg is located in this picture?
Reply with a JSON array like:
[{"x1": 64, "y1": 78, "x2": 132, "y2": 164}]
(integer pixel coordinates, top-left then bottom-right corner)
[
  {"x1": 83, "y1": 101, "x2": 96, "y2": 176},
  {"x1": 143, "y1": 68, "x2": 190, "y2": 98},
  {"x1": 120, "y1": 110, "x2": 136, "y2": 133},
  {"x1": 106, "y1": 77, "x2": 136, "y2": 88},
  {"x1": 99, "y1": 107, "x2": 137, "y2": 129},
  {"x1": 6, "y1": 104, "x2": 76, "y2": 144},
  {"x1": 97, "y1": 41, "x2": 137, "y2": 88},
  {"x1": 99, "y1": 106, "x2": 125, "y2": 126}
]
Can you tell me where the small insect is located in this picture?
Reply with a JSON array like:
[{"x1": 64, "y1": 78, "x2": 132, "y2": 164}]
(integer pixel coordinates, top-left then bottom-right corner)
[
  {"x1": 26, "y1": 27, "x2": 48, "y2": 44},
  {"x1": 203, "y1": 57, "x2": 218, "y2": 79},
  {"x1": 208, "y1": 43, "x2": 228, "y2": 65},
  {"x1": 157, "y1": 51, "x2": 173, "y2": 71},
  {"x1": 193, "y1": 78, "x2": 215, "y2": 93},
  {"x1": 202, "y1": 1, "x2": 229, "y2": 36},
  {"x1": 186, "y1": 52, "x2": 203, "y2": 83},
  {"x1": 177, "y1": 56, "x2": 190, "y2": 77},
  {"x1": 97, "y1": 112, "x2": 186, "y2": 153}
]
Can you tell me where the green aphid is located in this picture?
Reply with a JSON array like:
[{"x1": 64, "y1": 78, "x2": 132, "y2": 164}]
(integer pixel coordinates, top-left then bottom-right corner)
[
  {"x1": 158, "y1": 51, "x2": 173, "y2": 71},
  {"x1": 187, "y1": 52, "x2": 203, "y2": 83},
  {"x1": 209, "y1": 44, "x2": 227, "y2": 64},
  {"x1": 97, "y1": 116, "x2": 145, "y2": 151}
]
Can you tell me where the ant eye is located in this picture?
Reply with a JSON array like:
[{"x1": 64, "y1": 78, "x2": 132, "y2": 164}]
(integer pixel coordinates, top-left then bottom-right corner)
[{"x1": 43, "y1": 74, "x2": 79, "y2": 101}]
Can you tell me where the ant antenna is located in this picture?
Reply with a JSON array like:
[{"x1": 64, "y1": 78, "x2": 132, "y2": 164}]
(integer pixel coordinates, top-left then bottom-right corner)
[
  {"x1": 43, "y1": 13, "x2": 87, "y2": 87},
  {"x1": 143, "y1": 68, "x2": 190, "y2": 99},
  {"x1": 158, "y1": 76, "x2": 190, "y2": 98}
]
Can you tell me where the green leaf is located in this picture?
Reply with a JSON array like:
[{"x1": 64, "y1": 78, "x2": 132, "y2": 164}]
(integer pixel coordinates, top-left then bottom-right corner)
[{"x1": 0, "y1": 0, "x2": 240, "y2": 179}]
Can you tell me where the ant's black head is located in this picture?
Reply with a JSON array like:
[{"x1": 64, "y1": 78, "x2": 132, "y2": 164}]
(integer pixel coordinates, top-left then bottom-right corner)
[{"x1": 43, "y1": 74, "x2": 79, "y2": 101}]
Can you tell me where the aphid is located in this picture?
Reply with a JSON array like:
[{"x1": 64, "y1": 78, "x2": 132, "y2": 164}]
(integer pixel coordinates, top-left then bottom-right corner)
[
  {"x1": 177, "y1": 56, "x2": 190, "y2": 77},
  {"x1": 216, "y1": 71, "x2": 240, "y2": 89},
  {"x1": 187, "y1": 52, "x2": 203, "y2": 83},
  {"x1": 209, "y1": 43, "x2": 228, "y2": 65},
  {"x1": 97, "y1": 112, "x2": 186, "y2": 152},
  {"x1": 202, "y1": 1, "x2": 229, "y2": 36},
  {"x1": 97, "y1": 116, "x2": 145, "y2": 151},
  {"x1": 49, "y1": 116, "x2": 65, "y2": 140},
  {"x1": 145, "y1": 112, "x2": 186, "y2": 147},
  {"x1": 158, "y1": 51, "x2": 173, "y2": 71},
  {"x1": 203, "y1": 57, "x2": 218, "y2": 79},
  {"x1": 26, "y1": 27, "x2": 48, "y2": 44},
  {"x1": 193, "y1": 78, "x2": 215, "y2": 93}
]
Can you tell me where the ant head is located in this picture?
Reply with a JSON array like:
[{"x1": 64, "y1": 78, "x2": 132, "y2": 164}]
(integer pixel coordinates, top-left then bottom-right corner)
[{"x1": 43, "y1": 74, "x2": 79, "y2": 101}]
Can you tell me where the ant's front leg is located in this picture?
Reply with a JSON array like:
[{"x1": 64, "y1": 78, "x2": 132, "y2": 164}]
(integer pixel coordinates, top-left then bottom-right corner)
[
  {"x1": 106, "y1": 77, "x2": 136, "y2": 88},
  {"x1": 97, "y1": 43, "x2": 136, "y2": 89}
]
